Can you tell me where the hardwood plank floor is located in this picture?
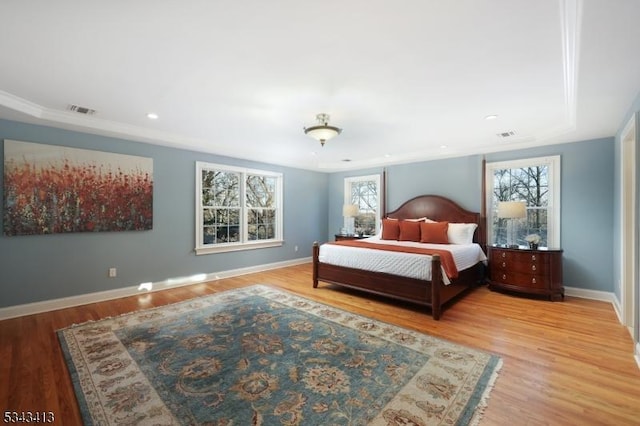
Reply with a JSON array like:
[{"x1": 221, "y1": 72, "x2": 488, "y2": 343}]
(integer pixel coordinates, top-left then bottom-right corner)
[{"x1": 1, "y1": 263, "x2": 639, "y2": 425}]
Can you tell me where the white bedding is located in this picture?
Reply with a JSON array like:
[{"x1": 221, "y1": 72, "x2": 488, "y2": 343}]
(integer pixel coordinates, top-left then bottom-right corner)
[{"x1": 318, "y1": 235, "x2": 487, "y2": 285}]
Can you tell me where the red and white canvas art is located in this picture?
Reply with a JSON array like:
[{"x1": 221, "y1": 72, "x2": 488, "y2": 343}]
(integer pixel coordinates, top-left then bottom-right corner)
[{"x1": 3, "y1": 140, "x2": 153, "y2": 236}]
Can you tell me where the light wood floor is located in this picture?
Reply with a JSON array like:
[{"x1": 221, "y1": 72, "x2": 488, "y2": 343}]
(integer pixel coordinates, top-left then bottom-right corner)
[{"x1": 1, "y1": 263, "x2": 639, "y2": 425}]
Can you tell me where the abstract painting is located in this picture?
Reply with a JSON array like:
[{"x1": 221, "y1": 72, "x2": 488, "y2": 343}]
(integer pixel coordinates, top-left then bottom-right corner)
[{"x1": 3, "y1": 140, "x2": 153, "y2": 236}]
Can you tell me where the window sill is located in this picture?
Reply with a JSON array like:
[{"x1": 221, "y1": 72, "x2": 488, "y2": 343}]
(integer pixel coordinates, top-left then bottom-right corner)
[{"x1": 195, "y1": 240, "x2": 284, "y2": 255}]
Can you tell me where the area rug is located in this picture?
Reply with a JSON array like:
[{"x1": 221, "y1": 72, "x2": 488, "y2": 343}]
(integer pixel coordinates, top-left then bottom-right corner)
[{"x1": 58, "y1": 285, "x2": 502, "y2": 425}]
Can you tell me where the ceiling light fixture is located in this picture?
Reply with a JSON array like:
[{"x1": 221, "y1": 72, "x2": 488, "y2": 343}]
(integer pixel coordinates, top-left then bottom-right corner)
[
  {"x1": 485, "y1": 114, "x2": 498, "y2": 120},
  {"x1": 146, "y1": 112, "x2": 159, "y2": 120},
  {"x1": 304, "y1": 113, "x2": 342, "y2": 146}
]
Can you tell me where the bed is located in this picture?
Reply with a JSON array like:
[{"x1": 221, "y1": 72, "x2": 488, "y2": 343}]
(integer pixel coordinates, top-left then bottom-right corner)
[{"x1": 312, "y1": 195, "x2": 487, "y2": 320}]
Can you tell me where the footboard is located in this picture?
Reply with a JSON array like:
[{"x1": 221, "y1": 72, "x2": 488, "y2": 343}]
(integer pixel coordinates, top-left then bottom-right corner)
[{"x1": 312, "y1": 242, "x2": 447, "y2": 320}]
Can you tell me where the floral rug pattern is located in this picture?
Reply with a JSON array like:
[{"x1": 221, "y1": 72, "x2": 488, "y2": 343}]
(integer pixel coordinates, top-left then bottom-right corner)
[{"x1": 58, "y1": 285, "x2": 501, "y2": 425}]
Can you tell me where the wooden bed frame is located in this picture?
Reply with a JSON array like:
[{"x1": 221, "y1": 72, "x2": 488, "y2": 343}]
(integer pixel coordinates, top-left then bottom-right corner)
[{"x1": 312, "y1": 195, "x2": 487, "y2": 320}]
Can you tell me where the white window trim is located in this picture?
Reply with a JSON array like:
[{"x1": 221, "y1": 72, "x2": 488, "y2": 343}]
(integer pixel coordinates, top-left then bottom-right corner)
[
  {"x1": 195, "y1": 161, "x2": 283, "y2": 255},
  {"x1": 344, "y1": 174, "x2": 382, "y2": 234},
  {"x1": 485, "y1": 155, "x2": 561, "y2": 247}
]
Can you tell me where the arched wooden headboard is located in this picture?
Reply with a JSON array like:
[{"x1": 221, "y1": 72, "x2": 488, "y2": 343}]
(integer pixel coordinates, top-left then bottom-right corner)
[{"x1": 386, "y1": 194, "x2": 486, "y2": 247}]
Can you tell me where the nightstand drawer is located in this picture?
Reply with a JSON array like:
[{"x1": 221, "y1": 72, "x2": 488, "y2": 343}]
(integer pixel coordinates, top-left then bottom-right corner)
[
  {"x1": 490, "y1": 270, "x2": 550, "y2": 289},
  {"x1": 491, "y1": 259, "x2": 552, "y2": 275},
  {"x1": 494, "y1": 250, "x2": 549, "y2": 264}
]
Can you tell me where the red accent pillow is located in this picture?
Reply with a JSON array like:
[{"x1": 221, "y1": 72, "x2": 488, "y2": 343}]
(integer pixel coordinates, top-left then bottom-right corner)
[
  {"x1": 420, "y1": 221, "x2": 449, "y2": 244},
  {"x1": 381, "y1": 218, "x2": 400, "y2": 240},
  {"x1": 399, "y1": 220, "x2": 421, "y2": 242}
]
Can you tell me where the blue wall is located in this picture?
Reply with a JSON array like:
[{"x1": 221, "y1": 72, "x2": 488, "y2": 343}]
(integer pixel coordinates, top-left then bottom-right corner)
[
  {"x1": 327, "y1": 157, "x2": 483, "y2": 241},
  {"x1": 0, "y1": 119, "x2": 328, "y2": 308},
  {"x1": 329, "y1": 138, "x2": 615, "y2": 292},
  {"x1": 486, "y1": 138, "x2": 615, "y2": 292},
  {"x1": 0, "y1": 116, "x2": 620, "y2": 308}
]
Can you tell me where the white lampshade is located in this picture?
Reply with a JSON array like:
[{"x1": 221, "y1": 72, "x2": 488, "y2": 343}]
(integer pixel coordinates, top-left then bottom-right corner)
[
  {"x1": 497, "y1": 201, "x2": 526, "y2": 219},
  {"x1": 343, "y1": 204, "x2": 359, "y2": 217}
]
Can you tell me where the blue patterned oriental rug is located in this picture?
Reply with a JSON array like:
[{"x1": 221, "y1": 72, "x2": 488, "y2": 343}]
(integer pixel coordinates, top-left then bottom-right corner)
[{"x1": 58, "y1": 285, "x2": 502, "y2": 425}]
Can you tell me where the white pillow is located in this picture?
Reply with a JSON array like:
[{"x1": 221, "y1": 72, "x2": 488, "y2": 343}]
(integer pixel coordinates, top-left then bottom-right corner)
[{"x1": 447, "y1": 223, "x2": 478, "y2": 244}]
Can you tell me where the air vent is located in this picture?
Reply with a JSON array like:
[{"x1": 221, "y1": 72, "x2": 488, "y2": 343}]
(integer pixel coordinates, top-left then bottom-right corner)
[
  {"x1": 68, "y1": 104, "x2": 96, "y2": 115},
  {"x1": 341, "y1": 159, "x2": 352, "y2": 162},
  {"x1": 497, "y1": 131, "x2": 516, "y2": 139}
]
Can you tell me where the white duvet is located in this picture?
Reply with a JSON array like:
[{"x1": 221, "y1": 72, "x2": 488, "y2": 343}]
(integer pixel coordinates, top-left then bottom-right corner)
[{"x1": 318, "y1": 235, "x2": 487, "y2": 285}]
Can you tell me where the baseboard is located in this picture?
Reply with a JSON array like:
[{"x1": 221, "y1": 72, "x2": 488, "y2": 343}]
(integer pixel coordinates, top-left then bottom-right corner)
[
  {"x1": 611, "y1": 293, "x2": 624, "y2": 324},
  {"x1": 564, "y1": 286, "x2": 615, "y2": 303},
  {"x1": 0, "y1": 273, "x2": 626, "y2": 323},
  {"x1": 635, "y1": 343, "x2": 640, "y2": 370},
  {"x1": 0, "y1": 257, "x2": 311, "y2": 321}
]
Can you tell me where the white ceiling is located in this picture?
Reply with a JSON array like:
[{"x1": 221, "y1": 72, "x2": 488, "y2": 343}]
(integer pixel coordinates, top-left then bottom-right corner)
[{"x1": 1, "y1": 0, "x2": 639, "y2": 172}]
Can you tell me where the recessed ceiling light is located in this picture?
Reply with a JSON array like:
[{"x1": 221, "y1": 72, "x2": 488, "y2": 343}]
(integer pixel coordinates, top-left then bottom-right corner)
[
  {"x1": 384, "y1": 154, "x2": 391, "y2": 158},
  {"x1": 484, "y1": 114, "x2": 498, "y2": 120},
  {"x1": 440, "y1": 145, "x2": 448, "y2": 149},
  {"x1": 146, "y1": 113, "x2": 159, "y2": 120}
]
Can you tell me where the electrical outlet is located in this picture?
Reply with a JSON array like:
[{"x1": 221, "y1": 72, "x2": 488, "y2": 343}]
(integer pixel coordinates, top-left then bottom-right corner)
[
  {"x1": 294, "y1": 245, "x2": 299, "y2": 252},
  {"x1": 108, "y1": 267, "x2": 117, "y2": 278}
]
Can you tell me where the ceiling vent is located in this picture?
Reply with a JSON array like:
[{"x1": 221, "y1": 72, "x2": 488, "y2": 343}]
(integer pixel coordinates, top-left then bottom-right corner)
[
  {"x1": 67, "y1": 104, "x2": 96, "y2": 115},
  {"x1": 497, "y1": 131, "x2": 516, "y2": 139}
]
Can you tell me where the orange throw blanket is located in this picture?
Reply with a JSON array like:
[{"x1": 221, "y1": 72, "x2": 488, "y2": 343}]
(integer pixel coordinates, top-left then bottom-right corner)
[{"x1": 329, "y1": 240, "x2": 459, "y2": 279}]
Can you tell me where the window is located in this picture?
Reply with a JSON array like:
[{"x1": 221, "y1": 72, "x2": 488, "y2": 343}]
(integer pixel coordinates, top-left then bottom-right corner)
[
  {"x1": 344, "y1": 174, "x2": 381, "y2": 236},
  {"x1": 196, "y1": 162, "x2": 283, "y2": 255},
  {"x1": 485, "y1": 156, "x2": 560, "y2": 248}
]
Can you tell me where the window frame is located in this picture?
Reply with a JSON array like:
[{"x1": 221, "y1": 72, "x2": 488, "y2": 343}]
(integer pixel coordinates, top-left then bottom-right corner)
[
  {"x1": 485, "y1": 155, "x2": 561, "y2": 248},
  {"x1": 343, "y1": 174, "x2": 382, "y2": 236},
  {"x1": 195, "y1": 161, "x2": 283, "y2": 255}
]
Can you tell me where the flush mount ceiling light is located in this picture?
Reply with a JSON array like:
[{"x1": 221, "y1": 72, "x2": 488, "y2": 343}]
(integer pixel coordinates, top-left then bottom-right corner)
[{"x1": 304, "y1": 113, "x2": 342, "y2": 146}]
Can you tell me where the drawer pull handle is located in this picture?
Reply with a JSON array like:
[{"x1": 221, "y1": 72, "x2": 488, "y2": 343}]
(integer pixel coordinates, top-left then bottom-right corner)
[
  {"x1": 501, "y1": 252, "x2": 506, "y2": 258},
  {"x1": 532, "y1": 255, "x2": 536, "y2": 261},
  {"x1": 502, "y1": 274, "x2": 507, "y2": 280},
  {"x1": 532, "y1": 265, "x2": 537, "y2": 271},
  {"x1": 502, "y1": 262, "x2": 506, "y2": 268},
  {"x1": 532, "y1": 278, "x2": 537, "y2": 284}
]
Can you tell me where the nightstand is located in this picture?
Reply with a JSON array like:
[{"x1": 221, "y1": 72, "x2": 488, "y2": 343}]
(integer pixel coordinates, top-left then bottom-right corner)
[
  {"x1": 487, "y1": 246, "x2": 564, "y2": 300},
  {"x1": 334, "y1": 234, "x2": 369, "y2": 241}
]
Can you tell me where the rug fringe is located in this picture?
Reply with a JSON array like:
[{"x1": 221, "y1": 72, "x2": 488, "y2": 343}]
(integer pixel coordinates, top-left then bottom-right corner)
[{"x1": 469, "y1": 357, "x2": 503, "y2": 426}]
